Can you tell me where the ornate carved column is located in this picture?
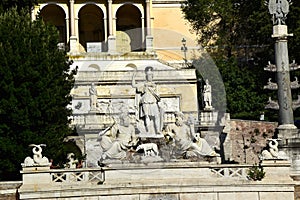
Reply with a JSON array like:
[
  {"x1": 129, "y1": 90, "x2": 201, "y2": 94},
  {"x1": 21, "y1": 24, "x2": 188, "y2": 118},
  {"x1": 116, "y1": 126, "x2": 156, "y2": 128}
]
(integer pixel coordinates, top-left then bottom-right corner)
[
  {"x1": 266, "y1": 0, "x2": 296, "y2": 130},
  {"x1": 265, "y1": 0, "x2": 300, "y2": 162},
  {"x1": 274, "y1": 31, "x2": 294, "y2": 128}
]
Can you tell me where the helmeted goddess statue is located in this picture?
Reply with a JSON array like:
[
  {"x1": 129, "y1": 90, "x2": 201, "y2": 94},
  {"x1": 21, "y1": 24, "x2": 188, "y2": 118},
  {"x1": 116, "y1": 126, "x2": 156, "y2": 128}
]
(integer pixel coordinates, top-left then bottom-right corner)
[{"x1": 132, "y1": 66, "x2": 163, "y2": 136}]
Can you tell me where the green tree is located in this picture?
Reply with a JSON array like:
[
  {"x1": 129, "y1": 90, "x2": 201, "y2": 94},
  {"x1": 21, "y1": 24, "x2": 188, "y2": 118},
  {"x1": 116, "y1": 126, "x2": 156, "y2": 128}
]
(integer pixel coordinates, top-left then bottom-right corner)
[
  {"x1": 216, "y1": 58, "x2": 268, "y2": 120},
  {"x1": 0, "y1": 0, "x2": 38, "y2": 11},
  {"x1": 182, "y1": 0, "x2": 300, "y2": 120},
  {"x1": 181, "y1": 0, "x2": 273, "y2": 58},
  {"x1": 0, "y1": 8, "x2": 76, "y2": 180}
]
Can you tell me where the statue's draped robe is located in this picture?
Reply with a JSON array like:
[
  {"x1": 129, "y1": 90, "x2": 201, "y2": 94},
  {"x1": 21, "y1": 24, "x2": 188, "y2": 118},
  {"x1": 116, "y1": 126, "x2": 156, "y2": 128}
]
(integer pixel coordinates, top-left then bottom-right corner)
[{"x1": 100, "y1": 124, "x2": 136, "y2": 159}]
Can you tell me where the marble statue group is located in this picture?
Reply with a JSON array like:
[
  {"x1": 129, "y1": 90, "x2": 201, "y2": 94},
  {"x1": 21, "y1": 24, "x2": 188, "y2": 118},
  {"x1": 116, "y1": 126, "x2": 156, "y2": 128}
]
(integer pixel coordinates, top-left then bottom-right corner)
[{"x1": 96, "y1": 66, "x2": 219, "y2": 164}]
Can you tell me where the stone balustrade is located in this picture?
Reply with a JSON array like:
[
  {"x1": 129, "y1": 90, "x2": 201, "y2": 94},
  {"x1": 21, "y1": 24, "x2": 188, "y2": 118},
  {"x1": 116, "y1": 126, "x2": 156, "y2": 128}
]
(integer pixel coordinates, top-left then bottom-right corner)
[
  {"x1": 75, "y1": 69, "x2": 197, "y2": 83},
  {"x1": 50, "y1": 168, "x2": 105, "y2": 184},
  {"x1": 18, "y1": 161, "x2": 296, "y2": 200},
  {"x1": 211, "y1": 166, "x2": 248, "y2": 179},
  {"x1": 21, "y1": 162, "x2": 291, "y2": 186},
  {"x1": 21, "y1": 164, "x2": 251, "y2": 187},
  {"x1": 47, "y1": 165, "x2": 249, "y2": 184},
  {"x1": 21, "y1": 167, "x2": 105, "y2": 186},
  {"x1": 72, "y1": 112, "x2": 177, "y2": 129}
]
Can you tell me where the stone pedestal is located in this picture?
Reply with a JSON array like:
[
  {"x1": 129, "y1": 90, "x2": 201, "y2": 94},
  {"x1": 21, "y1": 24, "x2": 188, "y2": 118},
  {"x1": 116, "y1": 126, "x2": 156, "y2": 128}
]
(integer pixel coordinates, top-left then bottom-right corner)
[
  {"x1": 277, "y1": 125, "x2": 298, "y2": 140},
  {"x1": 107, "y1": 36, "x2": 116, "y2": 54},
  {"x1": 85, "y1": 134, "x2": 102, "y2": 167},
  {"x1": 21, "y1": 166, "x2": 52, "y2": 186},
  {"x1": 199, "y1": 110, "x2": 218, "y2": 126},
  {"x1": 261, "y1": 160, "x2": 293, "y2": 181},
  {"x1": 277, "y1": 128, "x2": 300, "y2": 161},
  {"x1": 145, "y1": 35, "x2": 154, "y2": 52},
  {"x1": 272, "y1": 25, "x2": 293, "y2": 38},
  {"x1": 69, "y1": 36, "x2": 78, "y2": 53}
]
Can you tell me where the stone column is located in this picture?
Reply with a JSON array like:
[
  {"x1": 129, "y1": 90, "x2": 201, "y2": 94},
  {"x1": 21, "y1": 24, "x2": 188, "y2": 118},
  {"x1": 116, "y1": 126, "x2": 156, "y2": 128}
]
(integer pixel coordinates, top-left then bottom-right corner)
[
  {"x1": 74, "y1": 17, "x2": 80, "y2": 40},
  {"x1": 145, "y1": 0, "x2": 153, "y2": 52},
  {"x1": 265, "y1": 0, "x2": 300, "y2": 166},
  {"x1": 141, "y1": 17, "x2": 145, "y2": 47},
  {"x1": 145, "y1": 0, "x2": 151, "y2": 36},
  {"x1": 66, "y1": 18, "x2": 70, "y2": 44},
  {"x1": 273, "y1": 25, "x2": 296, "y2": 133},
  {"x1": 104, "y1": 17, "x2": 108, "y2": 41},
  {"x1": 107, "y1": 0, "x2": 116, "y2": 53},
  {"x1": 273, "y1": 25, "x2": 299, "y2": 161},
  {"x1": 70, "y1": 0, "x2": 75, "y2": 36},
  {"x1": 69, "y1": 0, "x2": 78, "y2": 53},
  {"x1": 108, "y1": 0, "x2": 113, "y2": 36}
]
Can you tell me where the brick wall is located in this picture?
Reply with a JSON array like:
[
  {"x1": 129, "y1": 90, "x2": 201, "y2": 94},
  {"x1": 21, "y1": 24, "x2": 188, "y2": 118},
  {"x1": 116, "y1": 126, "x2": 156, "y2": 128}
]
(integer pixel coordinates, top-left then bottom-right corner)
[{"x1": 228, "y1": 119, "x2": 278, "y2": 164}]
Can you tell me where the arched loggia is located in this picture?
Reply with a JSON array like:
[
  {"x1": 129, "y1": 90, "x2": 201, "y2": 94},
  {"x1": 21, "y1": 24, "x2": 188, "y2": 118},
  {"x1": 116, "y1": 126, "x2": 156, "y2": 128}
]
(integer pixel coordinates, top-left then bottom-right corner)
[
  {"x1": 116, "y1": 4, "x2": 143, "y2": 51},
  {"x1": 78, "y1": 4, "x2": 105, "y2": 51},
  {"x1": 40, "y1": 4, "x2": 67, "y2": 44}
]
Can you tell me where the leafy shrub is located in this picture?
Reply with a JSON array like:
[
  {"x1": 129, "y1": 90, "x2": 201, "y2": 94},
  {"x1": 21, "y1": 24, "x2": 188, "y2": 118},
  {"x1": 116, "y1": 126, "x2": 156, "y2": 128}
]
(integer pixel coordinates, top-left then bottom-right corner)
[{"x1": 247, "y1": 163, "x2": 265, "y2": 181}]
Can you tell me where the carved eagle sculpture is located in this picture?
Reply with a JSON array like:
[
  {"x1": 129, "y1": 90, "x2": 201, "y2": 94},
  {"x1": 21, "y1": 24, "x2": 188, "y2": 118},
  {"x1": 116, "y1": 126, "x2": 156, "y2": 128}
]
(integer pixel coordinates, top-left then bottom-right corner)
[{"x1": 268, "y1": 0, "x2": 291, "y2": 25}]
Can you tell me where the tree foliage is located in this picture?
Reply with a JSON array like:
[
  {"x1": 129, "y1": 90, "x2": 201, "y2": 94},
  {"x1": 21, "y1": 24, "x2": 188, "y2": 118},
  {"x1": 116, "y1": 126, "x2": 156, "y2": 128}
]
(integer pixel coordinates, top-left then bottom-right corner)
[
  {"x1": 182, "y1": 0, "x2": 300, "y2": 120},
  {"x1": 0, "y1": 0, "x2": 38, "y2": 13},
  {"x1": 216, "y1": 58, "x2": 268, "y2": 120},
  {"x1": 182, "y1": 0, "x2": 273, "y2": 58},
  {"x1": 0, "y1": 8, "x2": 76, "y2": 180}
]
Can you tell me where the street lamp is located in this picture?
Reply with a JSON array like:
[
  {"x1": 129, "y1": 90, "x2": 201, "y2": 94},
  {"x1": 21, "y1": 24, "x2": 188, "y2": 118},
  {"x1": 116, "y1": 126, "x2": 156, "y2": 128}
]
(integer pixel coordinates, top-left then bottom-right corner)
[{"x1": 181, "y1": 38, "x2": 188, "y2": 67}]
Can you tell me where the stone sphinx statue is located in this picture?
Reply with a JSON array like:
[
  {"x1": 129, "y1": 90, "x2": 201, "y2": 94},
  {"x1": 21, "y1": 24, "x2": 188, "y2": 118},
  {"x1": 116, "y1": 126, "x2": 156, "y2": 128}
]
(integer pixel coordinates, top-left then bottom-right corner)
[{"x1": 261, "y1": 139, "x2": 288, "y2": 160}]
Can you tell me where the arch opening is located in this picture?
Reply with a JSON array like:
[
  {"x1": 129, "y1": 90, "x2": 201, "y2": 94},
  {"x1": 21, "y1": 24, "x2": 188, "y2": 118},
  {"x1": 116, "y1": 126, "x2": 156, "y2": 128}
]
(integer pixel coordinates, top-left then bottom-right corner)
[
  {"x1": 79, "y1": 4, "x2": 105, "y2": 51},
  {"x1": 40, "y1": 4, "x2": 67, "y2": 45},
  {"x1": 116, "y1": 4, "x2": 143, "y2": 52}
]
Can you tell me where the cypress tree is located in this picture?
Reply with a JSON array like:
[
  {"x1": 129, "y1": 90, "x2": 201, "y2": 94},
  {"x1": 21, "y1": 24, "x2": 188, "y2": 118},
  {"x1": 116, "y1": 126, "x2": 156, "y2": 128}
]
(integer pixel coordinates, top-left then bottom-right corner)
[{"x1": 0, "y1": 8, "x2": 76, "y2": 180}]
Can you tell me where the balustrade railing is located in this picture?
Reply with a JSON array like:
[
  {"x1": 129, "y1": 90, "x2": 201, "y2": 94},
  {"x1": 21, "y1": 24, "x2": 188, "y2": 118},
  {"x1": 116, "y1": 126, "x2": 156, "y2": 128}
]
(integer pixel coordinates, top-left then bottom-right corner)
[
  {"x1": 46, "y1": 165, "x2": 249, "y2": 185},
  {"x1": 22, "y1": 164, "x2": 255, "y2": 187},
  {"x1": 210, "y1": 167, "x2": 248, "y2": 179},
  {"x1": 50, "y1": 168, "x2": 105, "y2": 184}
]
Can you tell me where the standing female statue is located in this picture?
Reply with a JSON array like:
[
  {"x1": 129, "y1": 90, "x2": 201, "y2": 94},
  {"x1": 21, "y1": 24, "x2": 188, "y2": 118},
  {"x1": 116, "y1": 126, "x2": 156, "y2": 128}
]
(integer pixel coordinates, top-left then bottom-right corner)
[{"x1": 132, "y1": 66, "x2": 163, "y2": 135}]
